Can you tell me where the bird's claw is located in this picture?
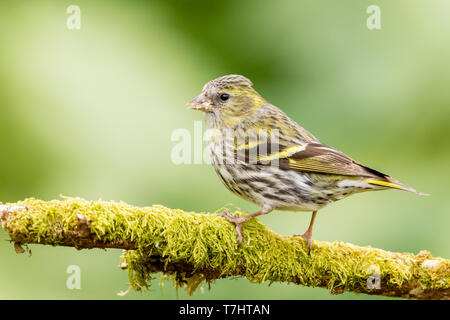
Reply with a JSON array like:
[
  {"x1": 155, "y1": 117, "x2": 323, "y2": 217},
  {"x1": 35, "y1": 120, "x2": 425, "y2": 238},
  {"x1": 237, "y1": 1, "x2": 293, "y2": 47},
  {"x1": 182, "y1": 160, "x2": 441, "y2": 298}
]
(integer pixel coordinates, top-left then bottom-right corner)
[
  {"x1": 218, "y1": 210, "x2": 244, "y2": 246},
  {"x1": 218, "y1": 210, "x2": 242, "y2": 223}
]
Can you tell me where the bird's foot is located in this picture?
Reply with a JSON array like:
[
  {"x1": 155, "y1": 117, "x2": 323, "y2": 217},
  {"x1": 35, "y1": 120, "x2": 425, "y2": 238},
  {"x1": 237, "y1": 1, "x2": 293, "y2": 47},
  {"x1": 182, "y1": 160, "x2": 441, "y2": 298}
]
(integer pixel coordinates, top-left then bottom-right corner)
[
  {"x1": 293, "y1": 231, "x2": 313, "y2": 253},
  {"x1": 218, "y1": 210, "x2": 245, "y2": 246}
]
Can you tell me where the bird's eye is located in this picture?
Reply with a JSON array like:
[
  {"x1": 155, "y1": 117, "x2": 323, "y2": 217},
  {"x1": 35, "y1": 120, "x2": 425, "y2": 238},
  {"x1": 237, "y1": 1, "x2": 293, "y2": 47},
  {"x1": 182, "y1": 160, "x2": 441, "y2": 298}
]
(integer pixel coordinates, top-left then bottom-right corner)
[{"x1": 219, "y1": 93, "x2": 230, "y2": 101}]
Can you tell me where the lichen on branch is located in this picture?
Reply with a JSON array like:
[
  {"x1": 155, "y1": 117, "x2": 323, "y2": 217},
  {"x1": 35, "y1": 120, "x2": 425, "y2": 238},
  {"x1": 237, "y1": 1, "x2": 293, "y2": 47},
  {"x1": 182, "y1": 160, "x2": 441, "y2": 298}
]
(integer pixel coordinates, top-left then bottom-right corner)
[{"x1": 0, "y1": 196, "x2": 449, "y2": 299}]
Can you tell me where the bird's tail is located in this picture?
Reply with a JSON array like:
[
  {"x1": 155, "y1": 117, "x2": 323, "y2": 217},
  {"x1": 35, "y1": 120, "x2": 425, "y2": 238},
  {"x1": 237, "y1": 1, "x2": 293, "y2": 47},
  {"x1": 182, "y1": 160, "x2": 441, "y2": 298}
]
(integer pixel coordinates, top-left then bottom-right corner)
[{"x1": 363, "y1": 177, "x2": 429, "y2": 196}]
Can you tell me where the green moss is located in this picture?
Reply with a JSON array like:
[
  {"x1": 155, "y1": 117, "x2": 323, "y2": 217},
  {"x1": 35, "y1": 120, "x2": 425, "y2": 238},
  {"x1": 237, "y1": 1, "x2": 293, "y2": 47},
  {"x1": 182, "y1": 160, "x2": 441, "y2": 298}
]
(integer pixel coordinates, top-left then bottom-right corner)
[{"x1": 1, "y1": 196, "x2": 449, "y2": 296}]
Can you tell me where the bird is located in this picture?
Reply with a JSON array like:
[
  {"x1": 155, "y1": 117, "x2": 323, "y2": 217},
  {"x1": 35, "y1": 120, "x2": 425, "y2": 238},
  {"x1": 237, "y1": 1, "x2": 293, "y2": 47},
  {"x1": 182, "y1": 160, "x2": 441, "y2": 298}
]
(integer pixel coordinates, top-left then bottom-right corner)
[{"x1": 188, "y1": 74, "x2": 426, "y2": 251}]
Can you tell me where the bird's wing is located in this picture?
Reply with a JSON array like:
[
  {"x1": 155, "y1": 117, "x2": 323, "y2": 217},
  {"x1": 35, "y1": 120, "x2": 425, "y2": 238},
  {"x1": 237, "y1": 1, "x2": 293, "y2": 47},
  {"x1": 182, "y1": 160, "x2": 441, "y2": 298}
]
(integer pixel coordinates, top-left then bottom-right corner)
[
  {"x1": 248, "y1": 141, "x2": 425, "y2": 194},
  {"x1": 259, "y1": 142, "x2": 380, "y2": 177},
  {"x1": 234, "y1": 123, "x2": 370, "y2": 176}
]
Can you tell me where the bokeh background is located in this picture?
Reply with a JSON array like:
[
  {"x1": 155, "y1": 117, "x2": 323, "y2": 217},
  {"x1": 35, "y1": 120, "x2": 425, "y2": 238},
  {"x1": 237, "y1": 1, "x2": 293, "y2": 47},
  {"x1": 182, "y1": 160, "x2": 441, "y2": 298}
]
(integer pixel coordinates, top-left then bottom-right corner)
[{"x1": 0, "y1": 0, "x2": 449, "y2": 299}]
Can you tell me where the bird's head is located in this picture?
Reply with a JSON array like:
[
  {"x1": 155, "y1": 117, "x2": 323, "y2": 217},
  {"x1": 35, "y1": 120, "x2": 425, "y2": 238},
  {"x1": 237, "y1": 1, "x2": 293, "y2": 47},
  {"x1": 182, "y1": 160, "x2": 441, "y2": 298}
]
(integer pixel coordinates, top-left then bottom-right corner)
[{"x1": 188, "y1": 74, "x2": 265, "y2": 128}]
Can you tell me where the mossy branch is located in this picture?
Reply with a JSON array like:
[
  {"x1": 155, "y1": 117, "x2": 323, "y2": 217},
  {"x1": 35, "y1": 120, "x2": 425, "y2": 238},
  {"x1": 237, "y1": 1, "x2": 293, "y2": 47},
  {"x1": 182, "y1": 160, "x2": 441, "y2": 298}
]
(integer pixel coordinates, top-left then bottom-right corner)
[{"x1": 0, "y1": 197, "x2": 449, "y2": 299}]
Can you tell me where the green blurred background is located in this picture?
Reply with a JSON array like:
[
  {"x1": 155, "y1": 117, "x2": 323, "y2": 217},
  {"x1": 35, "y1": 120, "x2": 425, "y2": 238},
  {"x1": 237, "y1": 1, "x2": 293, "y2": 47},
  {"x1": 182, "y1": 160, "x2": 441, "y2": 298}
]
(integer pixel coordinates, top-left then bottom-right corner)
[{"x1": 0, "y1": 0, "x2": 449, "y2": 299}]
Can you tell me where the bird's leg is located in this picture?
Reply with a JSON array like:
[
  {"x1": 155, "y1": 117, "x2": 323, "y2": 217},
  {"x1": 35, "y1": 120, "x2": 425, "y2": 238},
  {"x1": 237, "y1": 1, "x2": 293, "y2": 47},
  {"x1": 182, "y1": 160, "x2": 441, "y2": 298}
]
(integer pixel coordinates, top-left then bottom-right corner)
[
  {"x1": 293, "y1": 210, "x2": 318, "y2": 252},
  {"x1": 219, "y1": 206, "x2": 272, "y2": 246}
]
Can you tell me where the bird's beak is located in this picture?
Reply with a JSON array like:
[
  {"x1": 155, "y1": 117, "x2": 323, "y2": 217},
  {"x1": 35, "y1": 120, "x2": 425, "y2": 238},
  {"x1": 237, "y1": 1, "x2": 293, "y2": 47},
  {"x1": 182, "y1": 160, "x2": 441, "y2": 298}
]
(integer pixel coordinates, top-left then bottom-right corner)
[{"x1": 188, "y1": 92, "x2": 215, "y2": 112}]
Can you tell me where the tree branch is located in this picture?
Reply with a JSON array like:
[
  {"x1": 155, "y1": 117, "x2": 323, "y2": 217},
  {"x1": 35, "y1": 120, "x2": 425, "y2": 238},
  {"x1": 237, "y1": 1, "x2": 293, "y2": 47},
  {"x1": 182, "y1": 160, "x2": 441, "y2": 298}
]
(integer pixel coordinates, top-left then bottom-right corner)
[{"x1": 0, "y1": 197, "x2": 449, "y2": 299}]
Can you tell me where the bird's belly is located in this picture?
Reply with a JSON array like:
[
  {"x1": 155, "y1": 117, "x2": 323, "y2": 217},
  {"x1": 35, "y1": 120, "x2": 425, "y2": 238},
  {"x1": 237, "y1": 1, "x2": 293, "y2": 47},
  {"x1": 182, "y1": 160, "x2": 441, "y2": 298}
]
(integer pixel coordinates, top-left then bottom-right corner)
[{"x1": 212, "y1": 161, "x2": 330, "y2": 212}]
